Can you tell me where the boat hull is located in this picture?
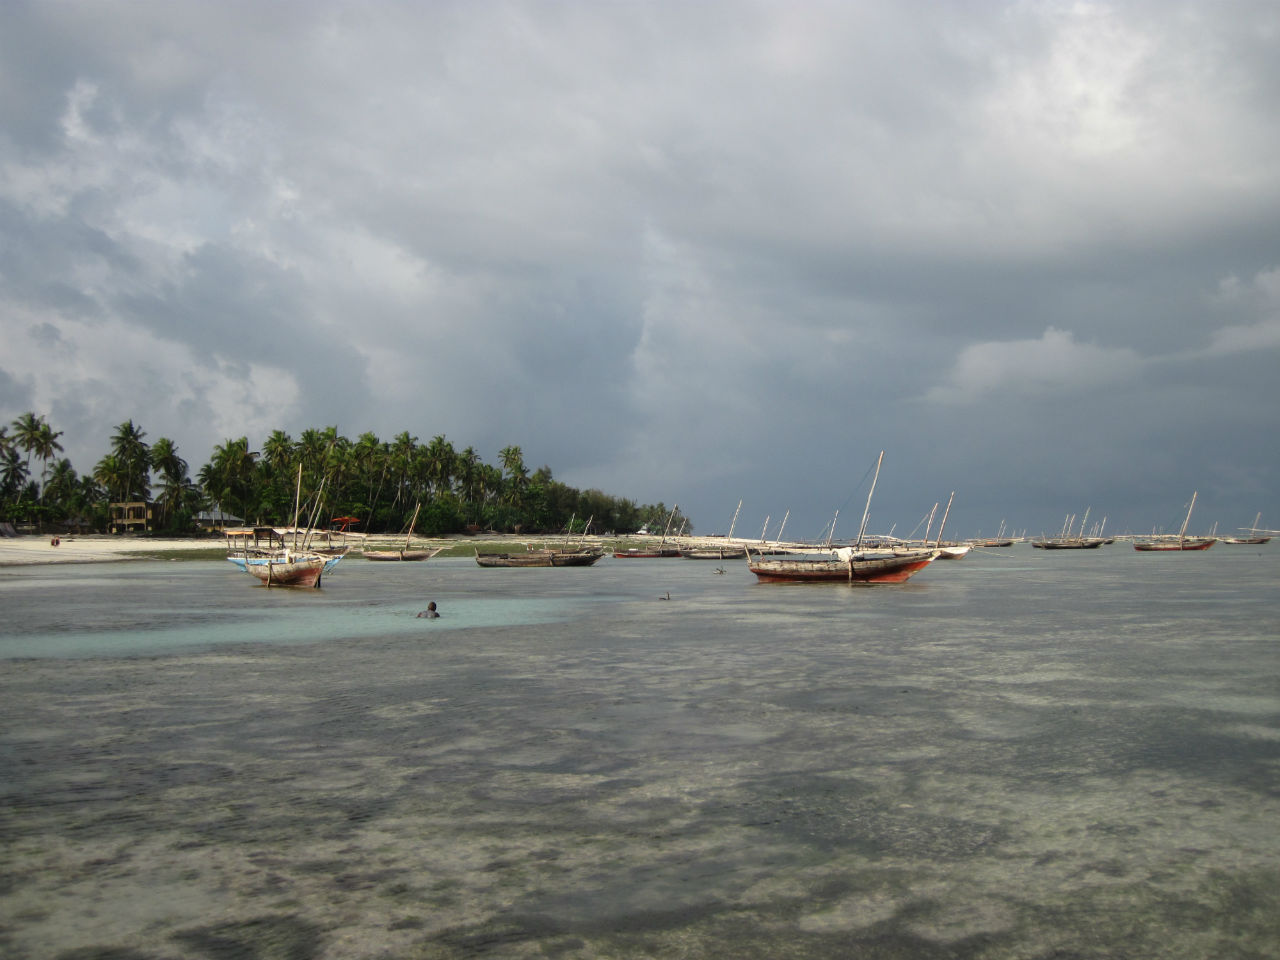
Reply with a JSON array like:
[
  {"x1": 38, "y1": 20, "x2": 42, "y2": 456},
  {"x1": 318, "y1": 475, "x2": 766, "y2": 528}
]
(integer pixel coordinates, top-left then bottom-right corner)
[
  {"x1": 747, "y1": 550, "x2": 937, "y2": 584},
  {"x1": 613, "y1": 549, "x2": 682, "y2": 558},
  {"x1": 364, "y1": 548, "x2": 442, "y2": 561},
  {"x1": 1033, "y1": 539, "x2": 1106, "y2": 549},
  {"x1": 1133, "y1": 538, "x2": 1216, "y2": 551},
  {"x1": 241, "y1": 555, "x2": 327, "y2": 587},
  {"x1": 476, "y1": 550, "x2": 603, "y2": 567},
  {"x1": 681, "y1": 547, "x2": 748, "y2": 560}
]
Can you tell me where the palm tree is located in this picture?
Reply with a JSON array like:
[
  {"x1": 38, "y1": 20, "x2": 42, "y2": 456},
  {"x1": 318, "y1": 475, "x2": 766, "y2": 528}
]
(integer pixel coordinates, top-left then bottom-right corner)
[
  {"x1": 199, "y1": 438, "x2": 258, "y2": 524},
  {"x1": 33, "y1": 420, "x2": 64, "y2": 501},
  {"x1": 40, "y1": 458, "x2": 78, "y2": 523},
  {"x1": 457, "y1": 446, "x2": 482, "y2": 523},
  {"x1": 110, "y1": 420, "x2": 151, "y2": 502},
  {"x1": 424, "y1": 435, "x2": 457, "y2": 498},
  {"x1": 93, "y1": 453, "x2": 129, "y2": 502},
  {"x1": 150, "y1": 438, "x2": 190, "y2": 529},
  {"x1": 499, "y1": 445, "x2": 529, "y2": 518},
  {"x1": 10, "y1": 412, "x2": 42, "y2": 476},
  {"x1": 1, "y1": 447, "x2": 29, "y2": 502},
  {"x1": 388, "y1": 431, "x2": 418, "y2": 513}
]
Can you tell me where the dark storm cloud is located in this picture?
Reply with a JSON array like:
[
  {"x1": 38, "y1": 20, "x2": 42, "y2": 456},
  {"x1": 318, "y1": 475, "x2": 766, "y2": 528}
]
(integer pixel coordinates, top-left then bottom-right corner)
[{"x1": 1, "y1": 0, "x2": 1277, "y2": 536}]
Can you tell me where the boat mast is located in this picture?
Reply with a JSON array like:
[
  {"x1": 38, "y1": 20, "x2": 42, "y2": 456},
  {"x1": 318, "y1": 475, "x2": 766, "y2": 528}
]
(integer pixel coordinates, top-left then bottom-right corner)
[
  {"x1": 405, "y1": 502, "x2": 422, "y2": 551},
  {"x1": 775, "y1": 509, "x2": 789, "y2": 545},
  {"x1": 823, "y1": 510, "x2": 839, "y2": 549},
  {"x1": 291, "y1": 464, "x2": 303, "y2": 550},
  {"x1": 855, "y1": 451, "x2": 884, "y2": 550},
  {"x1": 935, "y1": 491, "x2": 955, "y2": 548},
  {"x1": 1179, "y1": 491, "x2": 1197, "y2": 541},
  {"x1": 759, "y1": 515, "x2": 770, "y2": 544},
  {"x1": 658, "y1": 504, "x2": 677, "y2": 549},
  {"x1": 727, "y1": 500, "x2": 742, "y2": 540}
]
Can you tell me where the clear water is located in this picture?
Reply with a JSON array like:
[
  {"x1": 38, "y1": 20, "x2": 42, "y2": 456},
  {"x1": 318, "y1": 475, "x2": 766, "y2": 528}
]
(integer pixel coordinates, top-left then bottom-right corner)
[{"x1": 1, "y1": 547, "x2": 1277, "y2": 958}]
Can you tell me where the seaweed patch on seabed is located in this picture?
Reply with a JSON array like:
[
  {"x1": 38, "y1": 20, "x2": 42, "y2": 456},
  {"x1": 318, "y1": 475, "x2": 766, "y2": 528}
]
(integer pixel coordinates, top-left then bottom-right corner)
[{"x1": 2, "y1": 551, "x2": 1280, "y2": 959}]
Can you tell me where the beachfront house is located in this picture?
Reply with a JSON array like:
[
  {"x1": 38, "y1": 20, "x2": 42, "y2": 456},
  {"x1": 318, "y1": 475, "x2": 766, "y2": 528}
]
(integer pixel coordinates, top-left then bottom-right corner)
[{"x1": 108, "y1": 501, "x2": 153, "y2": 534}]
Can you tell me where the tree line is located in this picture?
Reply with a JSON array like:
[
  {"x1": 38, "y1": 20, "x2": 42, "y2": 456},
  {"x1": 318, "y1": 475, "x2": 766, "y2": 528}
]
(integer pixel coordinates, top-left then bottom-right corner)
[{"x1": 0, "y1": 413, "x2": 691, "y2": 537}]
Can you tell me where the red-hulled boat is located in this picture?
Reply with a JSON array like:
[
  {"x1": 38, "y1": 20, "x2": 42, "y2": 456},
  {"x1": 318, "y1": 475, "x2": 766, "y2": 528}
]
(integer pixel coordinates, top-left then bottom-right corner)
[
  {"x1": 746, "y1": 546, "x2": 938, "y2": 583},
  {"x1": 1134, "y1": 491, "x2": 1216, "y2": 552}
]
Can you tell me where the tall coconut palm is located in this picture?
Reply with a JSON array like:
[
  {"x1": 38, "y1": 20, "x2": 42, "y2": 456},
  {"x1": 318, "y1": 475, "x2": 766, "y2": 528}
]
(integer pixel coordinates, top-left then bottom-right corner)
[
  {"x1": 199, "y1": 438, "x2": 257, "y2": 524},
  {"x1": 10, "y1": 412, "x2": 42, "y2": 475},
  {"x1": 33, "y1": 420, "x2": 64, "y2": 501},
  {"x1": 93, "y1": 453, "x2": 129, "y2": 502},
  {"x1": 261, "y1": 430, "x2": 295, "y2": 472},
  {"x1": 150, "y1": 438, "x2": 190, "y2": 529},
  {"x1": 388, "y1": 431, "x2": 418, "y2": 513},
  {"x1": 110, "y1": 420, "x2": 151, "y2": 502},
  {"x1": 1, "y1": 447, "x2": 29, "y2": 502},
  {"x1": 424, "y1": 435, "x2": 457, "y2": 498},
  {"x1": 499, "y1": 444, "x2": 528, "y2": 511},
  {"x1": 457, "y1": 446, "x2": 482, "y2": 522}
]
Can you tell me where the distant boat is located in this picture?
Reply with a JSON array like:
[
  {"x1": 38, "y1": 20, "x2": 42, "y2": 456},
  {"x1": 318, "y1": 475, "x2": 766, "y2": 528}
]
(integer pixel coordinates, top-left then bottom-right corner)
[
  {"x1": 614, "y1": 504, "x2": 683, "y2": 558},
  {"x1": 475, "y1": 548, "x2": 604, "y2": 567},
  {"x1": 1133, "y1": 492, "x2": 1216, "y2": 551},
  {"x1": 364, "y1": 504, "x2": 442, "y2": 561},
  {"x1": 745, "y1": 452, "x2": 939, "y2": 584},
  {"x1": 1133, "y1": 537, "x2": 1215, "y2": 552},
  {"x1": 746, "y1": 545, "x2": 938, "y2": 583},
  {"x1": 680, "y1": 544, "x2": 747, "y2": 560},
  {"x1": 1219, "y1": 513, "x2": 1272, "y2": 545},
  {"x1": 1032, "y1": 537, "x2": 1107, "y2": 549},
  {"x1": 1032, "y1": 507, "x2": 1110, "y2": 549}
]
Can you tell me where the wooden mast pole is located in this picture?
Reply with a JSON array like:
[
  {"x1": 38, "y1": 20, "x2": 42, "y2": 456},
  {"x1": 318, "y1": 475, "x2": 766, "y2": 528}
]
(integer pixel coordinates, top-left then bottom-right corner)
[{"x1": 855, "y1": 451, "x2": 884, "y2": 551}]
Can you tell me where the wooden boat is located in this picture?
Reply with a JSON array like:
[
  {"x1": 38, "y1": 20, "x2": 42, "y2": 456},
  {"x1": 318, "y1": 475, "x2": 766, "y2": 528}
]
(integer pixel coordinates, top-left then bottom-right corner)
[
  {"x1": 746, "y1": 453, "x2": 939, "y2": 584},
  {"x1": 1133, "y1": 536, "x2": 1215, "y2": 551},
  {"x1": 225, "y1": 527, "x2": 339, "y2": 588},
  {"x1": 935, "y1": 543, "x2": 972, "y2": 560},
  {"x1": 746, "y1": 545, "x2": 938, "y2": 583},
  {"x1": 475, "y1": 548, "x2": 604, "y2": 567},
  {"x1": 1032, "y1": 537, "x2": 1106, "y2": 549},
  {"x1": 681, "y1": 544, "x2": 747, "y2": 560},
  {"x1": 1134, "y1": 491, "x2": 1216, "y2": 551},
  {"x1": 614, "y1": 504, "x2": 683, "y2": 558},
  {"x1": 1033, "y1": 507, "x2": 1109, "y2": 549},
  {"x1": 225, "y1": 469, "x2": 345, "y2": 587},
  {"x1": 1220, "y1": 514, "x2": 1272, "y2": 544},
  {"x1": 364, "y1": 504, "x2": 442, "y2": 561}
]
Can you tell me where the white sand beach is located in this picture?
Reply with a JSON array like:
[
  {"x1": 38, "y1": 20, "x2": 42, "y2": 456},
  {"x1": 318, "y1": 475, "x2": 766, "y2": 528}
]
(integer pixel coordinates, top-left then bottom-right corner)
[{"x1": 0, "y1": 535, "x2": 226, "y2": 566}]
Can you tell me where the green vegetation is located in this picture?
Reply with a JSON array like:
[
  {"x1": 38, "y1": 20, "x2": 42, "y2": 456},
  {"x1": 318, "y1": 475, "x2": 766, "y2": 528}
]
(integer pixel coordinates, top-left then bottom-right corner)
[{"x1": 0, "y1": 412, "x2": 691, "y2": 537}]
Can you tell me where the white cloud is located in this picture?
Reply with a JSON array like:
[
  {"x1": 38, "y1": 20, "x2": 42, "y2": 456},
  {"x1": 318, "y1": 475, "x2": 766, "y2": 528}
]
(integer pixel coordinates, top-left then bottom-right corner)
[
  {"x1": 1206, "y1": 266, "x2": 1280, "y2": 356},
  {"x1": 924, "y1": 327, "x2": 1143, "y2": 406}
]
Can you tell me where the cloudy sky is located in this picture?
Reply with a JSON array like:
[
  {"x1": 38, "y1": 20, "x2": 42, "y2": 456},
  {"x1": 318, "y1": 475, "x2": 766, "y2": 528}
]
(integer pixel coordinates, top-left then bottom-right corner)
[{"x1": 3, "y1": 0, "x2": 1278, "y2": 539}]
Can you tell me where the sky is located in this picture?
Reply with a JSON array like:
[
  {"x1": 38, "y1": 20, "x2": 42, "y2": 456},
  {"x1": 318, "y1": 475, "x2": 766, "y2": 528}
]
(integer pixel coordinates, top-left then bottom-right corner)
[{"x1": 2, "y1": 0, "x2": 1278, "y2": 540}]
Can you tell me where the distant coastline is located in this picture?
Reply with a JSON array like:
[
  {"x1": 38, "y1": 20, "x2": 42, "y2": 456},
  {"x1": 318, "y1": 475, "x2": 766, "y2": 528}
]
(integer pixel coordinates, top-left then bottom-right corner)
[{"x1": 0, "y1": 532, "x2": 729, "y2": 567}]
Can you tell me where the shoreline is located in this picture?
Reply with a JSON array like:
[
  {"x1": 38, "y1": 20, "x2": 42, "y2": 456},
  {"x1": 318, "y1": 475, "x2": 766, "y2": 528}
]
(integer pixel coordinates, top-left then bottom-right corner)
[{"x1": 0, "y1": 531, "x2": 737, "y2": 567}]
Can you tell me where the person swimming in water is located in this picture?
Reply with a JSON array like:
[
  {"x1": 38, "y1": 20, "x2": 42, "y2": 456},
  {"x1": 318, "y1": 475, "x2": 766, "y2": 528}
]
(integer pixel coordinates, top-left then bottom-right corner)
[{"x1": 416, "y1": 601, "x2": 439, "y2": 619}]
